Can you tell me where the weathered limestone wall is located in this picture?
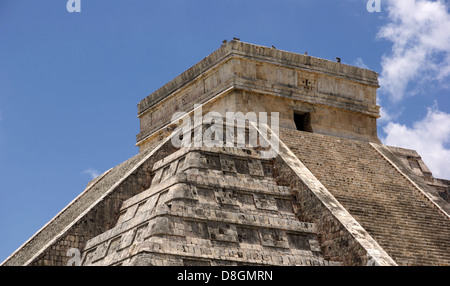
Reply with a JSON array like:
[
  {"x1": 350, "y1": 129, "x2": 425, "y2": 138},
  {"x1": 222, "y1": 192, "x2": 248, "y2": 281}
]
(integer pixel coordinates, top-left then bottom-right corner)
[
  {"x1": 205, "y1": 90, "x2": 378, "y2": 142},
  {"x1": 137, "y1": 59, "x2": 235, "y2": 143},
  {"x1": 137, "y1": 41, "x2": 380, "y2": 151},
  {"x1": 437, "y1": 179, "x2": 450, "y2": 203},
  {"x1": 81, "y1": 146, "x2": 340, "y2": 266}
]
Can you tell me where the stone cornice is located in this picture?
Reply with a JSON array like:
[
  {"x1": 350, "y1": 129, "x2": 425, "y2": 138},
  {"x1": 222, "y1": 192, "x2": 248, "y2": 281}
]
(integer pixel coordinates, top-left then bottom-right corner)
[{"x1": 137, "y1": 41, "x2": 379, "y2": 117}]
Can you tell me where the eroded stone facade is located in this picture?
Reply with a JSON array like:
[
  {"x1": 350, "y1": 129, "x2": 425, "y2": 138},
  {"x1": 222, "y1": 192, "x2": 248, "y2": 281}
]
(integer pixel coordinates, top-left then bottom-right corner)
[
  {"x1": 3, "y1": 41, "x2": 450, "y2": 266},
  {"x1": 137, "y1": 41, "x2": 380, "y2": 151}
]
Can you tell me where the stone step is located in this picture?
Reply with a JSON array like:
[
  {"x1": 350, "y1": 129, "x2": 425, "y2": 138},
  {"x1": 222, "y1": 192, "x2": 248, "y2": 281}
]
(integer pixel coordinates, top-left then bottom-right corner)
[
  {"x1": 86, "y1": 236, "x2": 340, "y2": 266},
  {"x1": 342, "y1": 205, "x2": 450, "y2": 228},
  {"x1": 280, "y1": 128, "x2": 450, "y2": 265}
]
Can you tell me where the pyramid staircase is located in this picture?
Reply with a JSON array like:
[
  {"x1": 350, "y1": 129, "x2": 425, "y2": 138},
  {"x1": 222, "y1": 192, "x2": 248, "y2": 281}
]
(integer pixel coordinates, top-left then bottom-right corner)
[{"x1": 280, "y1": 128, "x2": 450, "y2": 266}]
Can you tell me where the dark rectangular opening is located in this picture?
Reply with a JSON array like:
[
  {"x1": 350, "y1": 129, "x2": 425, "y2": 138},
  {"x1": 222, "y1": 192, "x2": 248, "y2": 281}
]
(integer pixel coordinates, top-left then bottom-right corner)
[{"x1": 294, "y1": 112, "x2": 312, "y2": 132}]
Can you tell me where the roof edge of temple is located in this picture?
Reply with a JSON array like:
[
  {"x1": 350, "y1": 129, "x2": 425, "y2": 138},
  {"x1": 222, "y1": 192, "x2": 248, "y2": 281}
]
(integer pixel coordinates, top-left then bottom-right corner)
[{"x1": 137, "y1": 40, "x2": 379, "y2": 116}]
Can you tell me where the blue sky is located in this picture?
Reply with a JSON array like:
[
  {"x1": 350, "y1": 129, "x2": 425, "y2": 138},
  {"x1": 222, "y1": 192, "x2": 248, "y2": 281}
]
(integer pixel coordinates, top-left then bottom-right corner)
[{"x1": 0, "y1": 0, "x2": 449, "y2": 263}]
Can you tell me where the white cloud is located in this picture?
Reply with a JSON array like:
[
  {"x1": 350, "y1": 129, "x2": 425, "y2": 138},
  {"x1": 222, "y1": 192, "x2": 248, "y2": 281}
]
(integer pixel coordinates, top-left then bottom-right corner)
[
  {"x1": 382, "y1": 105, "x2": 450, "y2": 179},
  {"x1": 377, "y1": 95, "x2": 403, "y2": 123},
  {"x1": 378, "y1": 0, "x2": 450, "y2": 102},
  {"x1": 82, "y1": 168, "x2": 100, "y2": 180},
  {"x1": 354, "y1": 57, "x2": 369, "y2": 69},
  {"x1": 378, "y1": 105, "x2": 394, "y2": 123}
]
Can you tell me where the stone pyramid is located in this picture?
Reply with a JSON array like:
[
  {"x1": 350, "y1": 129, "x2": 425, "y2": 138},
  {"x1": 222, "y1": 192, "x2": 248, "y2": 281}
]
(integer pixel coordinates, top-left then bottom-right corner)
[{"x1": 3, "y1": 40, "x2": 450, "y2": 266}]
